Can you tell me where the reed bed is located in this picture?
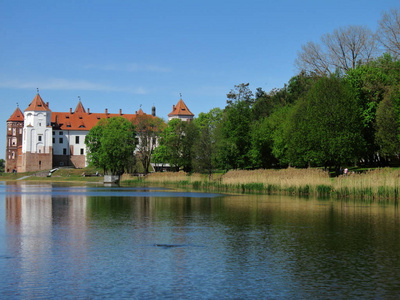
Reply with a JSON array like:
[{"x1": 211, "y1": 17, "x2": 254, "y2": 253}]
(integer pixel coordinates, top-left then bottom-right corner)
[{"x1": 122, "y1": 167, "x2": 400, "y2": 201}]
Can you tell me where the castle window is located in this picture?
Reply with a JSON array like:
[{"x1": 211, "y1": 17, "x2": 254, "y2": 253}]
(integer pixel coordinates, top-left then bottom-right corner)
[
  {"x1": 52, "y1": 138, "x2": 55, "y2": 143},
  {"x1": 63, "y1": 148, "x2": 67, "y2": 155},
  {"x1": 38, "y1": 135, "x2": 42, "y2": 142},
  {"x1": 80, "y1": 148, "x2": 84, "y2": 155},
  {"x1": 39, "y1": 123, "x2": 42, "y2": 126},
  {"x1": 59, "y1": 138, "x2": 63, "y2": 143},
  {"x1": 75, "y1": 136, "x2": 80, "y2": 144},
  {"x1": 12, "y1": 128, "x2": 16, "y2": 136},
  {"x1": 53, "y1": 131, "x2": 55, "y2": 135},
  {"x1": 11, "y1": 152, "x2": 15, "y2": 159},
  {"x1": 59, "y1": 131, "x2": 63, "y2": 135}
]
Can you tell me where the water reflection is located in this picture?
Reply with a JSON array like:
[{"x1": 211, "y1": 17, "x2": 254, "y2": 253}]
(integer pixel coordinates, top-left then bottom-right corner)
[{"x1": 1, "y1": 182, "x2": 400, "y2": 298}]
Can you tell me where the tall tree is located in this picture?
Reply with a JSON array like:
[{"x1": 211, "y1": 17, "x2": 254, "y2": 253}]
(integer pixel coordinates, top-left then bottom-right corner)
[
  {"x1": 345, "y1": 54, "x2": 400, "y2": 165},
  {"x1": 85, "y1": 117, "x2": 137, "y2": 175},
  {"x1": 153, "y1": 119, "x2": 197, "y2": 172},
  {"x1": 134, "y1": 115, "x2": 166, "y2": 173},
  {"x1": 192, "y1": 108, "x2": 222, "y2": 174},
  {"x1": 375, "y1": 88, "x2": 400, "y2": 159},
  {"x1": 284, "y1": 76, "x2": 365, "y2": 171},
  {"x1": 377, "y1": 8, "x2": 400, "y2": 58},
  {"x1": 226, "y1": 83, "x2": 254, "y2": 106},
  {"x1": 296, "y1": 25, "x2": 378, "y2": 75},
  {"x1": 217, "y1": 100, "x2": 252, "y2": 169}
]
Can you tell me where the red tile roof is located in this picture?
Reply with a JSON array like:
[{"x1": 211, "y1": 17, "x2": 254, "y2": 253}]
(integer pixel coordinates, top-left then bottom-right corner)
[
  {"x1": 7, "y1": 107, "x2": 24, "y2": 122},
  {"x1": 24, "y1": 94, "x2": 51, "y2": 112},
  {"x1": 51, "y1": 101, "x2": 155, "y2": 131},
  {"x1": 168, "y1": 99, "x2": 194, "y2": 117}
]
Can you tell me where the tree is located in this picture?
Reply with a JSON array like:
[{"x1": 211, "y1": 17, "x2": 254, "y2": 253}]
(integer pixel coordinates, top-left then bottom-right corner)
[
  {"x1": 249, "y1": 118, "x2": 276, "y2": 168},
  {"x1": 377, "y1": 8, "x2": 400, "y2": 58},
  {"x1": 226, "y1": 83, "x2": 254, "y2": 106},
  {"x1": 375, "y1": 89, "x2": 400, "y2": 159},
  {"x1": 192, "y1": 108, "x2": 222, "y2": 174},
  {"x1": 153, "y1": 119, "x2": 197, "y2": 172},
  {"x1": 284, "y1": 76, "x2": 365, "y2": 171},
  {"x1": 0, "y1": 159, "x2": 4, "y2": 173},
  {"x1": 217, "y1": 100, "x2": 252, "y2": 169},
  {"x1": 134, "y1": 115, "x2": 166, "y2": 173},
  {"x1": 85, "y1": 117, "x2": 137, "y2": 175},
  {"x1": 345, "y1": 54, "x2": 400, "y2": 165},
  {"x1": 296, "y1": 25, "x2": 378, "y2": 75}
]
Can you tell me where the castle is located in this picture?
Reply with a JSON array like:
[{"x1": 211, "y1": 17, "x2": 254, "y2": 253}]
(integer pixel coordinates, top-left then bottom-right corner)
[{"x1": 5, "y1": 92, "x2": 194, "y2": 173}]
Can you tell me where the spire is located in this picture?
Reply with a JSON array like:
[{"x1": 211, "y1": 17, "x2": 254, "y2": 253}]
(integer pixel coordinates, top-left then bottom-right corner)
[
  {"x1": 74, "y1": 96, "x2": 86, "y2": 113},
  {"x1": 24, "y1": 93, "x2": 51, "y2": 112},
  {"x1": 168, "y1": 98, "x2": 194, "y2": 117},
  {"x1": 7, "y1": 107, "x2": 24, "y2": 122}
]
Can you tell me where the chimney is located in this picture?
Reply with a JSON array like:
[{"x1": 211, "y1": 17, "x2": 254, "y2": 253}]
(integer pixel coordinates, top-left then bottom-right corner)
[
  {"x1": 119, "y1": 109, "x2": 122, "y2": 115},
  {"x1": 70, "y1": 108, "x2": 72, "y2": 114},
  {"x1": 173, "y1": 105, "x2": 176, "y2": 110},
  {"x1": 87, "y1": 108, "x2": 90, "y2": 114},
  {"x1": 46, "y1": 102, "x2": 49, "y2": 108},
  {"x1": 152, "y1": 106, "x2": 156, "y2": 116},
  {"x1": 105, "y1": 108, "x2": 108, "y2": 114}
]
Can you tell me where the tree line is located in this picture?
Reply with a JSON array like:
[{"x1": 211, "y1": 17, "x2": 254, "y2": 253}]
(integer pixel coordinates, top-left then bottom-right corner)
[{"x1": 86, "y1": 8, "x2": 400, "y2": 176}]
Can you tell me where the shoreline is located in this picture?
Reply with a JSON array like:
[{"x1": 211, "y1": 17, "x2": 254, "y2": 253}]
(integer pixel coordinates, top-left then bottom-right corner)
[{"x1": 2, "y1": 167, "x2": 400, "y2": 202}]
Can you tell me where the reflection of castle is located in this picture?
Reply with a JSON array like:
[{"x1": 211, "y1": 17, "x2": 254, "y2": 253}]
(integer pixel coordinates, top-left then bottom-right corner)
[{"x1": 5, "y1": 93, "x2": 194, "y2": 173}]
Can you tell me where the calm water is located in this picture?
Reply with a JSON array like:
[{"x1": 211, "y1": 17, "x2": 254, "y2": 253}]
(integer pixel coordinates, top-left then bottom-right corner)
[{"x1": 1, "y1": 182, "x2": 400, "y2": 299}]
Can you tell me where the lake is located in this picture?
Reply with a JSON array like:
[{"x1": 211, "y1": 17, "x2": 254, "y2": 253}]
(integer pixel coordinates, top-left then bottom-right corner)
[{"x1": 1, "y1": 182, "x2": 400, "y2": 299}]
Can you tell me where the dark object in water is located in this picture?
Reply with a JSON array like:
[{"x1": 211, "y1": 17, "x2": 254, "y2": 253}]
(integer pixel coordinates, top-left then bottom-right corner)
[{"x1": 154, "y1": 244, "x2": 185, "y2": 249}]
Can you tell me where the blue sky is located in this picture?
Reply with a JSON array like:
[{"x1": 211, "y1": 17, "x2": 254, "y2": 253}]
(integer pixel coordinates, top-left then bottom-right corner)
[{"x1": 1, "y1": 0, "x2": 399, "y2": 160}]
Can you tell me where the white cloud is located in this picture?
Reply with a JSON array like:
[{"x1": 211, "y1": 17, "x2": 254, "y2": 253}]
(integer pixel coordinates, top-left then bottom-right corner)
[
  {"x1": 84, "y1": 63, "x2": 171, "y2": 73},
  {"x1": 0, "y1": 78, "x2": 147, "y2": 94}
]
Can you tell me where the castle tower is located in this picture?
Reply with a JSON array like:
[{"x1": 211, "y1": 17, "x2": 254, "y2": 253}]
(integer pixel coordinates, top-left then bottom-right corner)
[
  {"x1": 167, "y1": 98, "x2": 194, "y2": 121},
  {"x1": 20, "y1": 92, "x2": 53, "y2": 172},
  {"x1": 5, "y1": 107, "x2": 24, "y2": 172}
]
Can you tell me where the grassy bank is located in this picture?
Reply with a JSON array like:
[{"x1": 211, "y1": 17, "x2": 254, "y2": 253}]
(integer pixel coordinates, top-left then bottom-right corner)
[
  {"x1": 0, "y1": 167, "x2": 103, "y2": 183},
  {"x1": 122, "y1": 168, "x2": 400, "y2": 202}
]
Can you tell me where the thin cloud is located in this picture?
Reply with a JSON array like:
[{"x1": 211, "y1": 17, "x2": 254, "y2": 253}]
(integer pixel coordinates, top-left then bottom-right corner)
[
  {"x1": 84, "y1": 63, "x2": 171, "y2": 73},
  {"x1": 0, "y1": 78, "x2": 147, "y2": 94}
]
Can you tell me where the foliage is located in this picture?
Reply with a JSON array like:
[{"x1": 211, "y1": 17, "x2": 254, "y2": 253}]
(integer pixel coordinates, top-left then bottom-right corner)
[
  {"x1": 0, "y1": 159, "x2": 4, "y2": 172},
  {"x1": 134, "y1": 115, "x2": 166, "y2": 173},
  {"x1": 345, "y1": 54, "x2": 400, "y2": 164},
  {"x1": 192, "y1": 108, "x2": 222, "y2": 174},
  {"x1": 226, "y1": 83, "x2": 254, "y2": 106},
  {"x1": 284, "y1": 76, "x2": 366, "y2": 170},
  {"x1": 152, "y1": 119, "x2": 197, "y2": 172},
  {"x1": 375, "y1": 88, "x2": 400, "y2": 158},
  {"x1": 85, "y1": 117, "x2": 137, "y2": 175},
  {"x1": 216, "y1": 99, "x2": 252, "y2": 169}
]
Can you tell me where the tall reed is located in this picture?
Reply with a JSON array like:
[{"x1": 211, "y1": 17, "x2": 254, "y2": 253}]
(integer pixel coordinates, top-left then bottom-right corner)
[{"x1": 122, "y1": 167, "x2": 400, "y2": 201}]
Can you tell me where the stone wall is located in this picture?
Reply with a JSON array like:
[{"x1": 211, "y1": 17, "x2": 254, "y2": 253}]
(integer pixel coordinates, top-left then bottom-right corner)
[{"x1": 19, "y1": 152, "x2": 52, "y2": 172}]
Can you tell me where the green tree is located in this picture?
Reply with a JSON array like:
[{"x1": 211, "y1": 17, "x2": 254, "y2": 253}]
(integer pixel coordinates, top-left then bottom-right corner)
[
  {"x1": 0, "y1": 159, "x2": 4, "y2": 173},
  {"x1": 217, "y1": 100, "x2": 252, "y2": 169},
  {"x1": 345, "y1": 54, "x2": 400, "y2": 165},
  {"x1": 134, "y1": 115, "x2": 166, "y2": 173},
  {"x1": 375, "y1": 88, "x2": 400, "y2": 159},
  {"x1": 285, "y1": 76, "x2": 365, "y2": 171},
  {"x1": 226, "y1": 83, "x2": 254, "y2": 106},
  {"x1": 85, "y1": 117, "x2": 137, "y2": 175},
  {"x1": 153, "y1": 119, "x2": 197, "y2": 172},
  {"x1": 192, "y1": 108, "x2": 223, "y2": 174},
  {"x1": 249, "y1": 117, "x2": 276, "y2": 168}
]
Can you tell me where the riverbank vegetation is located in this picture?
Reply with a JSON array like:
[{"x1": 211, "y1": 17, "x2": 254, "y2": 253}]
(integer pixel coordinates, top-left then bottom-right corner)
[{"x1": 122, "y1": 168, "x2": 400, "y2": 201}]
